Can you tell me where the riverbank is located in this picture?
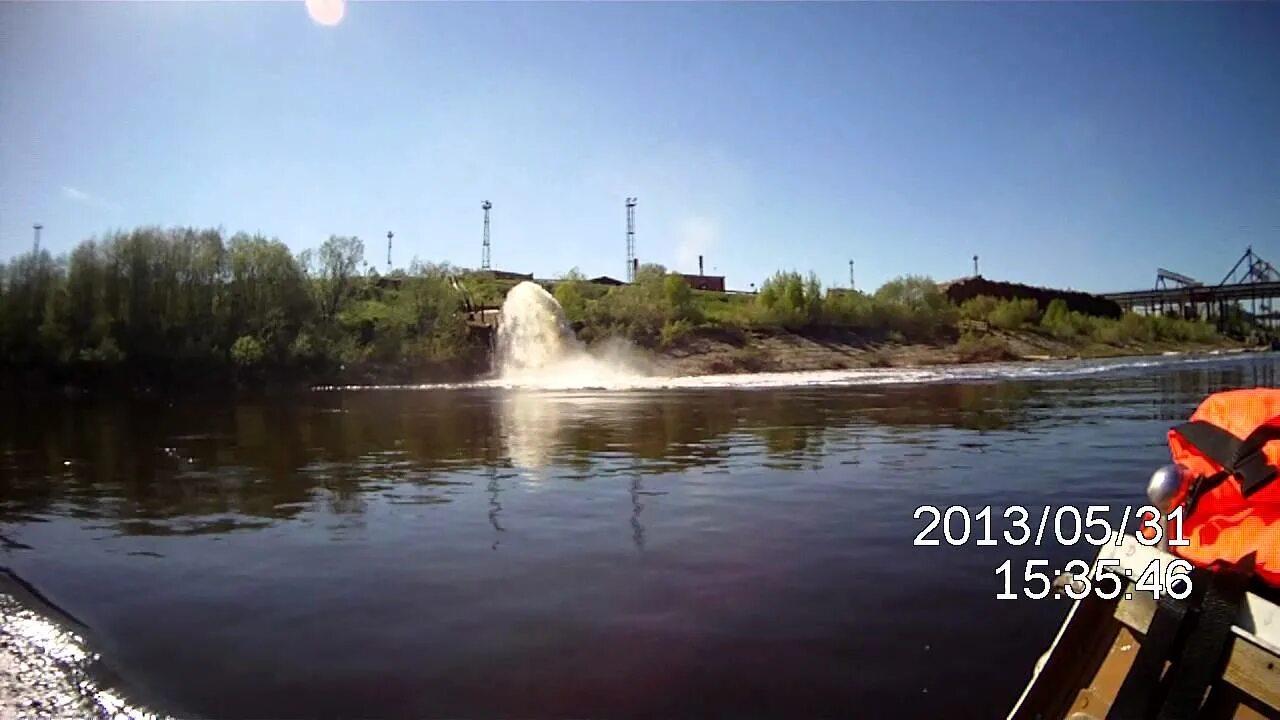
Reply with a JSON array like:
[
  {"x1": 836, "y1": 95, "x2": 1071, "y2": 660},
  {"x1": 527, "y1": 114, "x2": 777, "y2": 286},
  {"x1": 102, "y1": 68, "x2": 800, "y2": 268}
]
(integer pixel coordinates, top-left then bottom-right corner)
[
  {"x1": 5, "y1": 226, "x2": 1267, "y2": 394},
  {"x1": 650, "y1": 326, "x2": 1255, "y2": 377},
  {"x1": 3, "y1": 329, "x2": 1259, "y2": 395}
]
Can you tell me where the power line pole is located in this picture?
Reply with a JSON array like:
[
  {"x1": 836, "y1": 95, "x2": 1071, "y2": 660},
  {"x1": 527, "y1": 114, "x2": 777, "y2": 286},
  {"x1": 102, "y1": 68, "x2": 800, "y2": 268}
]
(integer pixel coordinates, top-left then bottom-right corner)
[
  {"x1": 625, "y1": 197, "x2": 637, "y2": 282},
  {"x1": 32, "y1": 223, "x2": 42, "y2": 254},
  {"x1": 386, "y1": 230, "x2": 393, "y2": 272},
  {"x1": 481, "y1": 201, "x2": 492, "y2": 270}
]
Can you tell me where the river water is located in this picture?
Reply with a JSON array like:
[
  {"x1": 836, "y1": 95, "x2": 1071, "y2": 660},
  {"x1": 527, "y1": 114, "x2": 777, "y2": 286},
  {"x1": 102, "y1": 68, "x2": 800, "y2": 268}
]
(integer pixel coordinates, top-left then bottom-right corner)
[{"x1": 1, "y1": 353, "x2": 1276, "y2": 719}]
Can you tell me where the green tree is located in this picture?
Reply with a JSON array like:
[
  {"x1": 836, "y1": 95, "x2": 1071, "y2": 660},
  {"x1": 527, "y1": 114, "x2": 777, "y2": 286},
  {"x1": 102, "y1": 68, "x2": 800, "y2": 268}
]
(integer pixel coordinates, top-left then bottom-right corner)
[
  {"x1": 823, "y1": 289, "x2": 883, "y2": 331},
  {"x1": 0, "y1": 249, "x2": 60, "y2": 364},
  {"x1": 757, "y1": 271, "x2": 803, "y2": 327},
  {"x1": 225, "y1": 233, "x2": 312, "y2": 359},
  {"x1": 803, "y1": 272, "x2": 824, "y2": 323},
  {"x1": 554, "y1": 268, "x2": 589, "y2": 324},
  {"x1": 230, "y1": 335, "x2": 266, "y2": 367},
  {"x1": 663, "y1": 274, "x2": 697, "y2": 322},
  {"x1": 302, "y1": 235, "x2": 364, "y2": 322},
  {"x1": 873, "y1": 275, "x2": 957, "y2": 341},
  {"x1": 634, "y1": 263, "x2": 667, "y2": 288},
  {"x1": 399, "y1": 261, "x2": 468, "y2": 361}
]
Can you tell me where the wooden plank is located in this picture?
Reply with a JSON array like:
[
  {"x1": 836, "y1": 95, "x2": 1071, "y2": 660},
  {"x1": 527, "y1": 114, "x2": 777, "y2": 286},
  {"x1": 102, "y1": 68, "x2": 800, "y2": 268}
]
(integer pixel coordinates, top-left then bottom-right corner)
[
  {"x1": 1098, "y1": 535, "x2": 1280, "y2": 655},
  {"x1": 1098, "y1": 537, "x2": 1280, "y2": 715},
  {"x1": 1006, "y1": 594, "x2": 1121, "y2": 720},
  {"x1": 1113, "y1": 590, "x2": 1157, "y2": 635},
  {"x1": 1199, "y1": 684, "x2": 1275, "y2": 720},
  {"x1": 1064, "y1": 626, "x2": 1140, "y2": 719},
  {"x1": 1011, "y1": 538, "x2": 1280, "y2": 719},
  {"x1": 1222, "y1": 636, "x2": 1280, "y2": 713}
]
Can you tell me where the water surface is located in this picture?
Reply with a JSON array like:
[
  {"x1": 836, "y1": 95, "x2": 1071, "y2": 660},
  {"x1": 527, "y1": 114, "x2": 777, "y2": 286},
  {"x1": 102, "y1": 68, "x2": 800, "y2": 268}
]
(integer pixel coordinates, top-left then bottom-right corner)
[{"x1": 2, "y1": 354, "x2": 1276, "y2": 719}]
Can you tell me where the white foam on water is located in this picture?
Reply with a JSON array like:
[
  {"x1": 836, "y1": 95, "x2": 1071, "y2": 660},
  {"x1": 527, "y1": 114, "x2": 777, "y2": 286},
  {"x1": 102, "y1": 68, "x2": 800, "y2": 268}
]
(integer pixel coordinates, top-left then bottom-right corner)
[{"x1": 316, "y1": 350, "x2": 1253, "y2": 393}]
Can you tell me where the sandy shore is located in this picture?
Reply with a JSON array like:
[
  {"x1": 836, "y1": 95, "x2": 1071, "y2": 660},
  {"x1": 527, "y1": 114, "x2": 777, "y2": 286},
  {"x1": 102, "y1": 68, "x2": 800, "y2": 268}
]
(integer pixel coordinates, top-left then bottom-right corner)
[{"x1": 653, "y1": 327, "x2": 1252, "y2": 377}]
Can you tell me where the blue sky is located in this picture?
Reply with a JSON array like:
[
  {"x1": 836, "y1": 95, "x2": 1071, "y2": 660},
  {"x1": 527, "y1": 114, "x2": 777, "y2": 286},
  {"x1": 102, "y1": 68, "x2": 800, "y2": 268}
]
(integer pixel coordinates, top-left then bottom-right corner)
[{"x1": 1, "y1": 1, "x2": 1277, "y2": 294}]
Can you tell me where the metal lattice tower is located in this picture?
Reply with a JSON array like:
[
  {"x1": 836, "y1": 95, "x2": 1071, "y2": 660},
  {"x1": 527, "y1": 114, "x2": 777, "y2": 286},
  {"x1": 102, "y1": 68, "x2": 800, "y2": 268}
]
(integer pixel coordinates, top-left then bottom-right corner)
[
  {"x1": 849, "y1": 259, "x2": 855, "y2": 290},
  {"x1": 481, "y1": 201, "x2": 492, "y2": 270},
  {"x1": 973, "y1": 254, "x2": 980, "y2": 276},
  {"x1": 625, "y1": 197, "x2": 637, "y2": 282},
  {"x1": 1219, "y1": 246, "x2": 1280, "y2": 330},
  {"x1": 32, "y1": 223, "x2": 42, "y2": 254},
  {"x1": 1220, "y1": 245, "x2": 1280, "y2": 286},
  {"x1": 386, "y1": 230, "x2": 394, "y2": 272}
]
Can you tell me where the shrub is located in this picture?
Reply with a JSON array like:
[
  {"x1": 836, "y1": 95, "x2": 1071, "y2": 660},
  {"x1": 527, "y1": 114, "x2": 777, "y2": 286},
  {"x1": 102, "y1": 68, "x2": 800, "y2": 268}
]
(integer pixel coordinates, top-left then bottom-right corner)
[
  {"x1": 757, "y1": 271, "x2": 823, "y2": 329},
  {"x1": 230, "y1": 335, "x2": 266, "y2": 367},
  {"x1": 660, "y1": 318, "x2": 694, "y2": 348},
  {"x1": 1093, "y1": 321, "x2": 1125, "y2": 345},
  {"x1": 988, "y1": 298, "x2": 1040, "y2": 331},
  {"x1": 873, "y1": 275, "x2": 957, "y2": 341},
  {"x1": 1120, "y1": 313, "x2": 1153, "y2": 343},
  {"x1": 1077, "y1": 312, "x2": 1220, "y2": 347},
  {"x1": 824, "y1": 290, "x2": 887, "y2": 332},
  {"x1": 289, "y1": 332, "x2": 317, "y2": 363},
  {"x1": 663, "y1": 275, "x2": 700, "y2": 323},
  {"x1": 1040, "y1": 299, "x2": 1075, "y2": 337},
  {"x1": 1146, "y1": 314, "x2": 1220, "y2": 344},
  {"x1": 690, "y1": 290, "x2": 753, "y2": 328},
  {"x1": 78, "y1": 336, "x2": 125, "y2": 364},
  {"x1": 960, "y1": 295, "x2": 1000, "y2": 322},
  {"x1": 956, "y1": 332, "x2": 1017, "y2": 363}
]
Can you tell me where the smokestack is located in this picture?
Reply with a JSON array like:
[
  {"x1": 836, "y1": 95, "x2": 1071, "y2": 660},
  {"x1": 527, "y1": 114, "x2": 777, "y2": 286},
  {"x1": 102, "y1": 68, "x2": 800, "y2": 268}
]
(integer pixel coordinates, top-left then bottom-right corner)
[{"x1": 699, "y1": 255, "x2": 704, "y2": 276}]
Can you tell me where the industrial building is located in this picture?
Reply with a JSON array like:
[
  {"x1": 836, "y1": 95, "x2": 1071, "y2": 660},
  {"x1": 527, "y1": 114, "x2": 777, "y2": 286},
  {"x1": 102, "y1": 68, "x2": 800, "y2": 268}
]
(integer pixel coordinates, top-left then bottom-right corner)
[{"x1": 676, "y1": 273, "x2": 726, "y2": 292}]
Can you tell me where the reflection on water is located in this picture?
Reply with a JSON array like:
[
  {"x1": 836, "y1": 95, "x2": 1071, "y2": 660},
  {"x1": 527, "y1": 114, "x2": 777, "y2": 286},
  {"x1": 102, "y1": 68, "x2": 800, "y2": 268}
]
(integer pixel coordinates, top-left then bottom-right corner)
[
  {"x1": 487, "y1": 469, "x2": 505, "y2": 550},
  {"x1": 0, "y1": 354, "x2": 1276, "y2": 719},
  {"x1": 2, "y1": 356, "x2": 1276, "y2": 539},
  {"x1": 500, "y1": 391, "x2": 567, "y2": 473}
]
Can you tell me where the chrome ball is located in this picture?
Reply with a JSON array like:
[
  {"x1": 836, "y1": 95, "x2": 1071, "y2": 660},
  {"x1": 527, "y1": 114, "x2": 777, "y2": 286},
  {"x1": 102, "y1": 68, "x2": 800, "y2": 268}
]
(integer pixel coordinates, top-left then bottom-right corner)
[{"x1": 1147, "y1": 464, "x2": 1188, "y2": 512}]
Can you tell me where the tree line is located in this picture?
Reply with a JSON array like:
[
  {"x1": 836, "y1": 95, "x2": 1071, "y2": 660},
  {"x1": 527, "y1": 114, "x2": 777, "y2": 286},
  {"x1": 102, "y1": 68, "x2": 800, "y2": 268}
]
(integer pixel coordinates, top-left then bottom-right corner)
[
  {"x1": 0, "y1": 227, "x2": 480, "y2": 385},
  {"x1": 0, "y1": 225, "x2": 1238, "y2": 388},
  {"x1": 551, "y1": 267, "x2": 1231, "y2": 350}
]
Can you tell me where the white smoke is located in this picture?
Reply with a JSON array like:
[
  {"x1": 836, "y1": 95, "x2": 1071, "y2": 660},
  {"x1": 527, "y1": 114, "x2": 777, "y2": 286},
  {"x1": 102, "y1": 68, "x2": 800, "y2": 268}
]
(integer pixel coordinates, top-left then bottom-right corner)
[{"x1": 675, "y1": 216, "x2": 720, "y2": 274}]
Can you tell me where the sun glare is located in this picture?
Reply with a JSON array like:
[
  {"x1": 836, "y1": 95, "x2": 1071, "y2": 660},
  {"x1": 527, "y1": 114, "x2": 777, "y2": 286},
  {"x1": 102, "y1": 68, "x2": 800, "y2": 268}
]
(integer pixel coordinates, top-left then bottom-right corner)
[{"x1": 305, "y1": 0, "x2": 345, "y2": 27}]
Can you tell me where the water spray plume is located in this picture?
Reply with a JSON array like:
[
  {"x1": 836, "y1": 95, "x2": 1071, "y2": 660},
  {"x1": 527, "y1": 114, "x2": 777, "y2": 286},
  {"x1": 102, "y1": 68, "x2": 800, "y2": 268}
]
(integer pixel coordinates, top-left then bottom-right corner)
[
  {"x1": 496, "y1": 282, "x2": 577, "y2": 374},
  {"x1": 495, "y1": 282, "x2": 649, "y2": 389}
]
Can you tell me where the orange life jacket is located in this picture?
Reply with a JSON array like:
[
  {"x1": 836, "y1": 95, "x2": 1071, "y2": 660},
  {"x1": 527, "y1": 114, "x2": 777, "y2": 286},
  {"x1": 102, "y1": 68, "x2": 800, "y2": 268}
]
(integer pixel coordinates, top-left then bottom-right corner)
[{"x1": 1165, "y1": 388, "x2": 1280, "y2": 586}]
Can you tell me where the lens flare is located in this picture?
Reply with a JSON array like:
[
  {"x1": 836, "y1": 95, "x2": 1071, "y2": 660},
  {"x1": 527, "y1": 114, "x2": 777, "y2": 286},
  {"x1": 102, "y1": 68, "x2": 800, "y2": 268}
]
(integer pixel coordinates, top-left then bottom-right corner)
[{"x1": 305, "y1": 0, "x2": 345, "y2": 27}]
